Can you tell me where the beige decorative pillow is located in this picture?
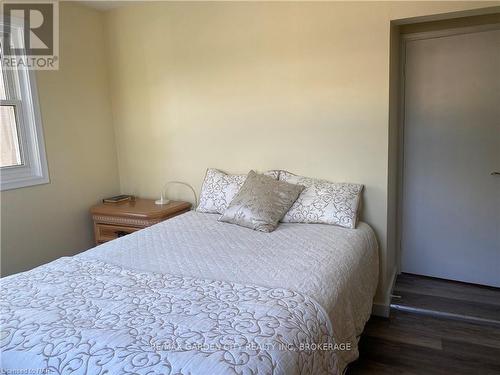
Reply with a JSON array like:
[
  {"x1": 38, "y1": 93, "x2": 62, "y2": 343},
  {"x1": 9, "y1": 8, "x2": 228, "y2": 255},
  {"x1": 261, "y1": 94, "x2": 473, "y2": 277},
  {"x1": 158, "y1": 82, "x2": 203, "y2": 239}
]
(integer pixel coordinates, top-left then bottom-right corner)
[
  {"x1": 197, "y1": 169, "x2": 280, "y2": 214},
  {"x1": 219, "y1": 171, "x2": 304, "y2": 232},
  {"x1": 280, "y1": 171, "x2": 363, "y2": 229}
]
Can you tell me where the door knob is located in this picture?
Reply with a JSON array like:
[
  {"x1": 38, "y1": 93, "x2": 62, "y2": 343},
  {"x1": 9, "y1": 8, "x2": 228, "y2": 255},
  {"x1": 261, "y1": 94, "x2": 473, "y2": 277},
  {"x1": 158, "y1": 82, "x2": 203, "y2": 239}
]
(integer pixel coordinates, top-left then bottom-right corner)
[{"x1": 491, "y1": 172, "x2": 500, "y2": 176}]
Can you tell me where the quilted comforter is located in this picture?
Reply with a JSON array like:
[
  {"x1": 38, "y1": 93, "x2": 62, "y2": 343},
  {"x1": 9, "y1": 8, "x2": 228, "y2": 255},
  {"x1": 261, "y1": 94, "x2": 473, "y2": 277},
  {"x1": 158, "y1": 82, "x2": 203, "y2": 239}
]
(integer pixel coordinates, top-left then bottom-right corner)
[{"x1": 0, "y1": 212, "x2": 378, "y2": 374}]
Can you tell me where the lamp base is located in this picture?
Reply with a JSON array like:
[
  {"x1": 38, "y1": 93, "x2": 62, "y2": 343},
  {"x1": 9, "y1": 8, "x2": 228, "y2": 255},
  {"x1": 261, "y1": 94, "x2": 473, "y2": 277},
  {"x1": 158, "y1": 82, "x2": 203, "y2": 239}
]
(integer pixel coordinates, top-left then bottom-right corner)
[{"x1": 155, "y1": 198, "x2": 171, "y2": 205}]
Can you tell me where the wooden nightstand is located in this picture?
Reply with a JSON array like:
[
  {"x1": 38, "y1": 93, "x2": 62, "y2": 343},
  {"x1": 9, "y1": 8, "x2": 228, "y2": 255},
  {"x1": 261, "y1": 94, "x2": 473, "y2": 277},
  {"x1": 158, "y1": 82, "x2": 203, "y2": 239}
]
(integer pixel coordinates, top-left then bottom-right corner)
[{"x1": 90, "y1": 198, "x2": 191, "y2": 245}]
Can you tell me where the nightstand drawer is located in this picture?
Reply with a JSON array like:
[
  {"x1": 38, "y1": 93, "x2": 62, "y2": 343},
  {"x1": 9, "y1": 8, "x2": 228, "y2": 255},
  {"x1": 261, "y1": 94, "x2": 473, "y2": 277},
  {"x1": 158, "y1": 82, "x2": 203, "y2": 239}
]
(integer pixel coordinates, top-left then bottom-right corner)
[
  {"x1": 91, "y1": 198, "x2": 191, "y2": 245},
  {"x1": 95, "y1": 223, "x2": 140, "y2": 243}
]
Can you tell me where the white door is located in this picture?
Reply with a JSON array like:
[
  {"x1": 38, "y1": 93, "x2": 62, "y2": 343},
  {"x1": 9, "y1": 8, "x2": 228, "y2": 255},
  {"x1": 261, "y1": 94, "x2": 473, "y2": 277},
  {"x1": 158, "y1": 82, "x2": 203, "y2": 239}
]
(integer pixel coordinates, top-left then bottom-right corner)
[{"x1": 401, "y1": 28, "x2": 500, "y2": 287}]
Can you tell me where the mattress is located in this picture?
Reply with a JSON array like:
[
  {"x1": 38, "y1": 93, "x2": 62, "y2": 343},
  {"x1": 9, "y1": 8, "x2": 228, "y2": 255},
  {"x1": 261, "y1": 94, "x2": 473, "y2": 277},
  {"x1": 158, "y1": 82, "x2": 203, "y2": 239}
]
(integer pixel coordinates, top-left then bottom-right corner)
[{"x1": 1, "y1": 211, "x2": 378, "y2": 374}]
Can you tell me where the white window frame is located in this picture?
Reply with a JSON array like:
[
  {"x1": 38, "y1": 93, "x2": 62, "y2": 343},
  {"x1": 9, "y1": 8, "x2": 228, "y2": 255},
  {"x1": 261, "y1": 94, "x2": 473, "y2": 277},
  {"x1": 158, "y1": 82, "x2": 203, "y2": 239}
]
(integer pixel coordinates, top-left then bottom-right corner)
[{"x1": 0, "y1": 17, "x2": 49, "y2": 191}]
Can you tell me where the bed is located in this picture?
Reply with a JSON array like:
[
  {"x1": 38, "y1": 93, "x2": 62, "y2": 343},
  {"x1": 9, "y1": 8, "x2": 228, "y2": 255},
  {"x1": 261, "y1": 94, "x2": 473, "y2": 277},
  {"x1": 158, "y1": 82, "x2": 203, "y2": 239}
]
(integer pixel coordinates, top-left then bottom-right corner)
[{"x1": 0, "y1": 211, "x2": 378, "y2": 374}]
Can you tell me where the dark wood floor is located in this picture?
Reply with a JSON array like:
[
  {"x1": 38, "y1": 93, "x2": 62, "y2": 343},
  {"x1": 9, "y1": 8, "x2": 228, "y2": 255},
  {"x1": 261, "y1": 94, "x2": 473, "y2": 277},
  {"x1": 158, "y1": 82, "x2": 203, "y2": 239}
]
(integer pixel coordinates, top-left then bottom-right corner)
[
  {"x1": 392, "y1": 273, "x2": 500, "y2": 325},
  {"x1": 347, "y1": 273, "x2": 500, "y2": 375}
]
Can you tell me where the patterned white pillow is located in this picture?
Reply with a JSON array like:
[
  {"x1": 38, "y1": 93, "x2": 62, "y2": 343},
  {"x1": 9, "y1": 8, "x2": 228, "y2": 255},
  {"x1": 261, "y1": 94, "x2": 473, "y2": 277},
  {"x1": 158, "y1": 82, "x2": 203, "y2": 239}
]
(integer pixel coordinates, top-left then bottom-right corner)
[
  {"x1": 197, "y1": 168, "x2": 280, "y2": 214},
  {"x1": 279, "y1": 171, "x2": 363, "y2": 229}
]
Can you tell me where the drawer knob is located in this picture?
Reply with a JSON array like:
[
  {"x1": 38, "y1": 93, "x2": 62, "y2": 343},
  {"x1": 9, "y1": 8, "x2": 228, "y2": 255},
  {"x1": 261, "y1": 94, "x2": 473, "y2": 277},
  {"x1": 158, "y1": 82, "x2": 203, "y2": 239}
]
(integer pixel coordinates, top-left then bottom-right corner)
[{"x1": 115, "y1": 231, "x2": 129, "y2": 237}]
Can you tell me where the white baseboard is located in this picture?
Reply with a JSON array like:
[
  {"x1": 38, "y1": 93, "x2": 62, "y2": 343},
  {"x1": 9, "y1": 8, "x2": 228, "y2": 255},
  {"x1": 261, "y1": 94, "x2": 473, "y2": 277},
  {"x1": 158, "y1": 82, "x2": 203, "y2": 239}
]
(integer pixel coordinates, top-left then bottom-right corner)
[{"x1": 371, "y1": 266, "x2": 399, "y2": 318}]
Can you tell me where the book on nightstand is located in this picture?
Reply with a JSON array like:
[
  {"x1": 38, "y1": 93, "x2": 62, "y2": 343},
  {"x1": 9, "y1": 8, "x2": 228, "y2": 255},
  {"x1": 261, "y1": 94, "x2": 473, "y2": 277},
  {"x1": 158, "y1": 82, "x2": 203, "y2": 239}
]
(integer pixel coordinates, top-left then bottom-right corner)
[{"x1": 102, "y1": 195, "x2": 135, "y2": 204}]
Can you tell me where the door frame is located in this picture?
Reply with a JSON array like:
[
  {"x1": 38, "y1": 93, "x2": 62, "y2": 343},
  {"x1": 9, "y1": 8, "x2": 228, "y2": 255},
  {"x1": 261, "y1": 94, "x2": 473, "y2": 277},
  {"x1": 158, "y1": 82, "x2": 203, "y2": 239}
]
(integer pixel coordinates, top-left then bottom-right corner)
[{"x1": 395, "y1": 23, "x2": 500, "y2": 274}]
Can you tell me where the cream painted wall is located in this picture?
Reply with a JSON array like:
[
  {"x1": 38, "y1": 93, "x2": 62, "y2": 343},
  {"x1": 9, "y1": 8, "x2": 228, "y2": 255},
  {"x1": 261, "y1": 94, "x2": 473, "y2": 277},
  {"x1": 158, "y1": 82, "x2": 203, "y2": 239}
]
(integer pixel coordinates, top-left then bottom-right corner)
[
  {"x1": 0, "y1": 3, "x2": 120, "y2": 275},
  {"x1": 104, "y1": 1, "x2": 499, "y2": 307}
]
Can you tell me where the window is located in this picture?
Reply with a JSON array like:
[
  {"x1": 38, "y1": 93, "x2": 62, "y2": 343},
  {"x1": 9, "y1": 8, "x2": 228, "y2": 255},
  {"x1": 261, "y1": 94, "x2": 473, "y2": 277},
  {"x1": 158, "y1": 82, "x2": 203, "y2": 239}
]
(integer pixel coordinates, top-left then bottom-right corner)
[{"x1": 0, "y1": 19, "x2": 49, "y2": 190}]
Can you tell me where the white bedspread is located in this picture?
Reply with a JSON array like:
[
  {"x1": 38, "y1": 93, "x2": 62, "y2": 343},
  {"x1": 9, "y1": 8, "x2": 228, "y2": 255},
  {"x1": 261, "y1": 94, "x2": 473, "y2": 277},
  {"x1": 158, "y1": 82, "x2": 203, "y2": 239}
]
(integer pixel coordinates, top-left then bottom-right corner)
[
  {"x1": 1, "y1": 211, "x2": 378, "y2": 374},
  {"x1": 81, "y1": 212, "x2": 378, "y2": 366}
]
